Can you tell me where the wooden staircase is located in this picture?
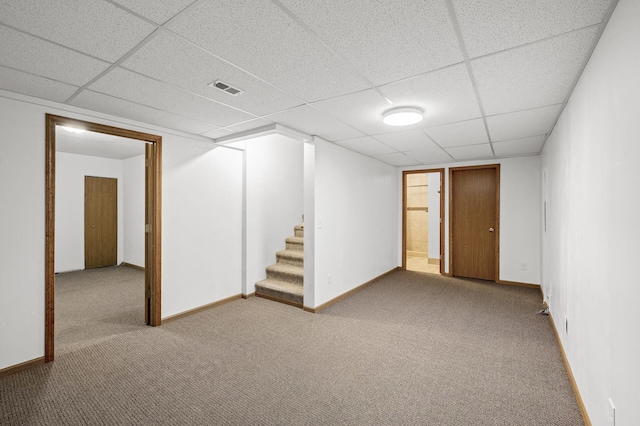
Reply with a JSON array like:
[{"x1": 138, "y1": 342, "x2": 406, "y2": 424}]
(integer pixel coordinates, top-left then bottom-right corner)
[{"x1": 255, "y1": 225, "x2": 304, "y2": 307}]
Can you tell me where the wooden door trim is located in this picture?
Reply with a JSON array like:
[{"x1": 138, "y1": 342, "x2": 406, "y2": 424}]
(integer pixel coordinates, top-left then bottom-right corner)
[
  {"x1": 45, "y1": 114, "x2": 162, "y2": 363},
  {"x1": 448, "y1": 164, "x2": 500, "y2": 281},
  {"x1": 401, "y1": 169, "x2": 445, "y2": 273}
]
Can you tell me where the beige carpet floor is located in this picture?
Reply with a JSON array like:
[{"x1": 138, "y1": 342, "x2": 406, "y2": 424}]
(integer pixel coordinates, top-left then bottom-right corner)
[{"x1": 1, "y1": 269, "x2": 582, "y2": 425}]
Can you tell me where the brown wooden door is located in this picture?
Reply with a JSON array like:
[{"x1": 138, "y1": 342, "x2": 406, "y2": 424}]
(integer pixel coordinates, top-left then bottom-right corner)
[
  {"x1": 451, "y1": 166, "x2": 499, "y2": 280},
  {"x1": 85, "y1": 176, "x2": 117, "y2": 269}
]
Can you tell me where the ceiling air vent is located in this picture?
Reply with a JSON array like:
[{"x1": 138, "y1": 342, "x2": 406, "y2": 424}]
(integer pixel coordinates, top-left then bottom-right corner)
[{"x1": 209, "y1": 80, "x2": 244, "y2": 96}]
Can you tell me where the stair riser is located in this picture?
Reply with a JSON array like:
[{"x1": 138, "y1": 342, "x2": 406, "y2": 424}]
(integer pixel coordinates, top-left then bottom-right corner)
[
  {"x1": 294, "y1": 229, "x2": 304, "y2": 238},
  {"x1": 276, "y1": 255, "x2": 303, "y2": 267},
  {"x1": 266, "y1": 270, "x2": 303, "y2": 285},
  {"x1": 255, "y1": 286, "x2": 303, "y2": 306},
  {"x1": 286, "y1": 242, "x2": 303, "y2": 251}
]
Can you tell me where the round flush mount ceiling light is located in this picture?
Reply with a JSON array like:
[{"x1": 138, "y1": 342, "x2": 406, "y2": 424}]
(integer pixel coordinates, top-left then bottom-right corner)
[{"x1": 382, "y1": 107, "x2": 424, "y2": 126}]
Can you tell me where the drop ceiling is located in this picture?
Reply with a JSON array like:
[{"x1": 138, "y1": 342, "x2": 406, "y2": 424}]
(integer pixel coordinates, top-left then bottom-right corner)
[{"x1": 0, "y1": 0, "x2": 617, "y2": 166}]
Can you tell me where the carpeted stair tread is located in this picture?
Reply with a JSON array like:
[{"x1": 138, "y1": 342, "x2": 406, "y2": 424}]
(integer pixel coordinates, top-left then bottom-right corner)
[
  {"x1": 255, "y1": 279, "x2": 303, "y2": 306},
  {"x1": 285, "y1": 236, "x2": 304, "y2": 251},
  {"x1": 255, "y1": 279, "x2": 303, "y2": 294},
  {"x1": 276, "y1": 249, "x2": 304, "y2": 266},
  {"x1": 255, "y1": 224, "x2": 304, "y2": 307},
  {"x1": 266, "y1": 263, "x2": 303, "y2": 285}
]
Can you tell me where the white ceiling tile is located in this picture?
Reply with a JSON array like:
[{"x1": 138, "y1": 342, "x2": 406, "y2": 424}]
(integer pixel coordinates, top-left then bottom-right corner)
[
  {"x1": 278, "y1": 0, "x2": 462, "y2": 85},
  {"x1": 71, "y1": 90, "x2": 218, "y2": 135},
  {"x1": 381, "y1": 64, "x2": 482, "y2": 128},
  {"x1": 487, "y1": 104, "x2": 562, "y2": 141},
  {"x1": 453, "y1": 0, "x2": 613, "y2": 58},
  {"x1": 112, "y1": 0, "x2": 196, "y2": 25},
  {"x1": 473, "y1": 27, "x2": 599, "y2": 115},
  {"x1": 200, "y1": 128, "x2": 234, "y2": 139},
  {"x1": 223, "y1": 118, "x2": 274, "y2": 134},
  {"x1": 0, "y1": 26, "x2": 110, "y2": 86},
  {"x1": 0, "y1": 0, "x2": 156, "y2": 62},
  {"x1": 424, "y1": 119, "x2": 489, "y2": 147},
  {"x1": 334, "y1": 136, "x2": 396, "y2": 157},
  {"x1": 405, "y1": 149, "x2": 454, "y2": 165},
  {"x1": 168, "y1": 0, "x2": 369, "y2": 102},
  {"x1": 88, "y1": 68, "x2": 255, "y2": 127},
  {"x1": 312, "y1": 89, "x2": 398, "y2": 135},
  {"x1": 374, "y1": 128, "x2": 440, "y2": 152},
  {"x1": 0, "y1": 65, "x2": 78, "y2": 102},
  {"x1": 265, "y1": 105, "x2": 363, "y2": 141},
  {"x1": 373, "y1": 152, "x2": 420, "y2": 167},
  {"x1": 122, "y1": 32, "x2": 303, "y2": 116},
  {"x1": 445, "y1": 144, "x2": 495, "y2": 161},
  {"x1": 492, "y1": 135, "x2": 546, "y2": 157}
]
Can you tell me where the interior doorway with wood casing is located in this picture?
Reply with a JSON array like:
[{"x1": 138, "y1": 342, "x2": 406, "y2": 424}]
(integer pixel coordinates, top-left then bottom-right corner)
[
  {"x1": 84, "y1": 176, "x2": 118, "y2": 269},
  {"x1": 402, "y1": 169, "x2": 444, "y2": 274},
  {"x1": 449, "y1": 165, "x2": 500, "y2": 281},
  {"x1": 45, "y1": 114, "x2": 162, "y2": 363}
]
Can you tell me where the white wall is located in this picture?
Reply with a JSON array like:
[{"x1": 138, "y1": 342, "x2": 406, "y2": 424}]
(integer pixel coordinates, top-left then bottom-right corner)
[
  {"x1": 161, "y1": 139, "x2": 243, "y2": 318},
  {"x1": 239, "y1": 134, "x2": 304, "y2": 295},
  {"x1": 0, "y1": 96, "x2": 46, "y2": 369},
  {"x1": 55, "y1": 152, "x2": 124, "y2": 273},
  {"x1": 541, "y1": 0, "x2": 640, "y2": 424},
  {"x1": 427, "y1": 172, "x2": 441, "y2": 260},
  {"x1": 0, "y1": 92, "x2": 243, "y2": 369},
  {"x1": 123, "y1": 154, "x2": 145, "y2": 268},
  {"x1": 402, "y1": 155, "x2": 541, "y2": 285},
  {"x1": 311, "y1": 138, "x2": 398, "y2": 308}
]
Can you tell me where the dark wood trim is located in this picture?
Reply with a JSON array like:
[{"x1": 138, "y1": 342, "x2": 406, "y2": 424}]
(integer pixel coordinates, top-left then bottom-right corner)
[
  {"x1": 439, "y1": 169, "x2": 444, "y2": 274},
  {"x1": 45, "y1": 114, "x2": 162, "y2": 364},
  {"x1": 122, "y1": 262, "x2": 145, "y2": 271},
  {"x1": 402, "y1": 169, "x2": 445, "y2": 273},
  {"x1": 448, "y1": 164, "x2": 501, "y2": 281},
  {"x1": 304, "y1": 267, "x2": 400, "y2": 313},
  {"x1": 161, "y1": 294, "x2": 242, "y2": 323},
  {"x1": 0, "y1": 357, "x2": 45, "y2": 378},
  {"x1": 496, "y1": 280, "x2": 540, "y2": 289},
  {"x1": 495, "y1": 165, "x2": 501, "y2": 282},
  {"x1": 45, "y1": 115, "x2": 56, "y2": 363},
  {"x1": 401, "y1": 171, "x2": 407, "y2": 269},
  {"x1": 147, "y1": 140, "x2": 162, "y2": 327},
  {"x1": 549, "y1": 313, "x2": 592, "y2": 426},
  {"x1": 241, "y1": 292, "x2": 255, "y2": 299},
  {"x1": 256, "y1": 293, "x2": 303, "y2": 309}
]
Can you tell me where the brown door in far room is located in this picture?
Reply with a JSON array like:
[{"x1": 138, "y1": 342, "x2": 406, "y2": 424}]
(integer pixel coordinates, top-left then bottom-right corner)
[
  {"x1": 450, "y1": 166, "x2": 499, "y2": 281},
  {"x1": 85, "y1": 176, "x2": 117, "y2": 269}
]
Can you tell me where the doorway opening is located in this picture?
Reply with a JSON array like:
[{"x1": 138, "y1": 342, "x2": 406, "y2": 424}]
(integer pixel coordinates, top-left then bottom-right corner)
[
  {"x1": 402, "y1": 169, "x2": 444, "y2": 274},
  {"x1": 45, "y1": 114, "x2": 162, "y2": 363}
]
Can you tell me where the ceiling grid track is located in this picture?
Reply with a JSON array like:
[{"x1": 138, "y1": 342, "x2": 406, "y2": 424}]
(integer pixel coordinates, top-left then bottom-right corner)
[
  {"x1": 64, "y1": 29, "x2": 163, "y2": 104},
  {"x1": 444, "y1": 0, "x2": 496, "y2": 156}
]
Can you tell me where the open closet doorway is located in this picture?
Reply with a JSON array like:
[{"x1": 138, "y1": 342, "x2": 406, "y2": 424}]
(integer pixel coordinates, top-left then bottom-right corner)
[
  {"x1": 402, "y1": 169, "x2": 444, "y2": 274},
  {"x1": 45, "y1": 114, "x2": 162, "y2": 362}
]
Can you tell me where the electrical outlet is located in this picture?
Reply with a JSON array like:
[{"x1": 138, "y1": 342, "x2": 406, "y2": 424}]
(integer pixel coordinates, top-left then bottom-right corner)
[
  {"x1": 609, "y1": 398, "x2": 615, "y2": 426},
  {"x1": 520, "y1": 263, "x2": 528, "y2": 271}
]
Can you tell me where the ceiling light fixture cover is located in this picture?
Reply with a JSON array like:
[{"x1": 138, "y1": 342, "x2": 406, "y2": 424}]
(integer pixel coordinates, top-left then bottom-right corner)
[{"x1": 383, "y1": 107, "x2": 423, "y2": 126}]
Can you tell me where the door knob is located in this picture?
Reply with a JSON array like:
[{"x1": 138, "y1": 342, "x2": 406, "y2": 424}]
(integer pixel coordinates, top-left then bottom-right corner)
[{"x1": 489, "y1": 227, "x2": 495, "y2": 233}]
